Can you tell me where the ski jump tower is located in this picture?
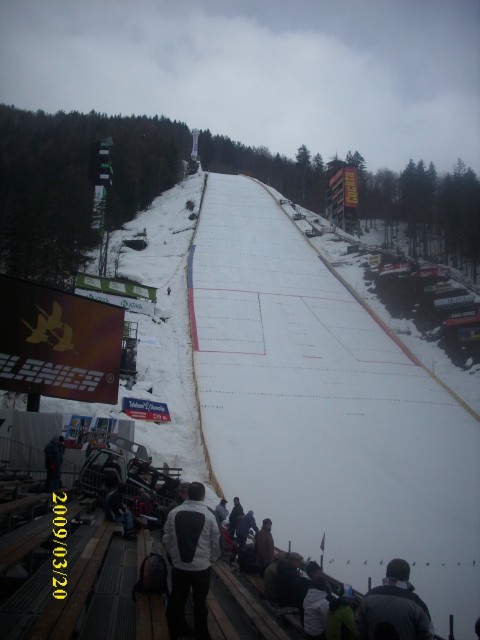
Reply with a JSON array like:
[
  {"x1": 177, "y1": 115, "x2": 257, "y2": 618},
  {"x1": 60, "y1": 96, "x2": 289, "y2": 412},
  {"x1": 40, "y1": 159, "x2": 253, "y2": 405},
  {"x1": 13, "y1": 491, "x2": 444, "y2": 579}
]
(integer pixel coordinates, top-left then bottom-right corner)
[{"x1": 191, "y1": 129, "x2": 200, "y2": 161}]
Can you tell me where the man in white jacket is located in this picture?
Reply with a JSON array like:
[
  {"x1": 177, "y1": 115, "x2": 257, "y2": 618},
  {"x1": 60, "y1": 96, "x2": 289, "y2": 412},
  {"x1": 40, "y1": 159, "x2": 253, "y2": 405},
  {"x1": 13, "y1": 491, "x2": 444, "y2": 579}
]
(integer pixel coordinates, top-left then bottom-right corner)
[{"x1": 163, "y1": 481, "x2": 221, "y2": 639}]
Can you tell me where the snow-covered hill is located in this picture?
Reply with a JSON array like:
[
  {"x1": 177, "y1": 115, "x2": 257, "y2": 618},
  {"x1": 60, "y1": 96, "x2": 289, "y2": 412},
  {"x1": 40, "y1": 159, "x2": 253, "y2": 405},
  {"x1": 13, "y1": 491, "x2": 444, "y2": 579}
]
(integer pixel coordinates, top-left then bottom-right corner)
[{"x1": 3, "y1": 171, "x2": 479, "y2": 639}]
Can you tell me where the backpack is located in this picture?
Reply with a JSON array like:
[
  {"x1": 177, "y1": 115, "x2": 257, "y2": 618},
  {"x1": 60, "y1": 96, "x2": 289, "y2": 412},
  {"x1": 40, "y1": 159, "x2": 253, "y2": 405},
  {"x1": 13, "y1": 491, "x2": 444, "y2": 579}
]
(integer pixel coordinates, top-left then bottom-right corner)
[
  {"x1": 132, "y1": 552, "x2": 168, "y2": 600},
  {"x1": 237, "y1": 545, "x2": 258, "y2": 574}
]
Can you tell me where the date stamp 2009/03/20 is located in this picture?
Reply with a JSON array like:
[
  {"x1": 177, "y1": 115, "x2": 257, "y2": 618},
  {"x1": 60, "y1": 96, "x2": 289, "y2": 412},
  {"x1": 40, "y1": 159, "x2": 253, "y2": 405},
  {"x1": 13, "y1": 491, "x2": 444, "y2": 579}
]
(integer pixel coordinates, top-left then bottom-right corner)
[{"x1": 51, "y1": 491, "x2": 69, "y2": 600}]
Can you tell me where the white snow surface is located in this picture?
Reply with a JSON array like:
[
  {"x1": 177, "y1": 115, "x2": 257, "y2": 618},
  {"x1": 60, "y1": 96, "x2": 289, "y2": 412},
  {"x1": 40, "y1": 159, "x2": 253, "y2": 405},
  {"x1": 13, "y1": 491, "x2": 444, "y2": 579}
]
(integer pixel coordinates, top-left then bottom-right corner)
[{"x1": 33, "y1": 172, "x2": 478, "y2": 639}]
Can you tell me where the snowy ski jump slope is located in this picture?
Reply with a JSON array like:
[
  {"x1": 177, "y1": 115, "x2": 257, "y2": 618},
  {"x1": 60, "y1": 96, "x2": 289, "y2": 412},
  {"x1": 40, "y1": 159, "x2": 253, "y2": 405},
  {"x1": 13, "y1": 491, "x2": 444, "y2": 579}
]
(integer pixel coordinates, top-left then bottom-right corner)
[{"x1": 190, "y1": 173, "x2": 479, "y2": 635}]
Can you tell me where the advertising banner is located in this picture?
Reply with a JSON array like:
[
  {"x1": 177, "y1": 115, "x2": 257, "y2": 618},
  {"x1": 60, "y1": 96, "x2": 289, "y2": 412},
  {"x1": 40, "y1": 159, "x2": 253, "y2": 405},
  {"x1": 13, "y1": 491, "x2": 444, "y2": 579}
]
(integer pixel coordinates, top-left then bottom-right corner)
[
  {"x1": 122, "y1": 397, "x2": 171, "y2": 422},
  {"x1": 379, "y1": 262, "x2": 412, "y2": 277},
  {"x1": 328, "y1": 168, "x2": 343, "y2": 188},
  {"x1": 424, "y1": 282, "x2": 454, "y2": 293},
  {"x1": 434, "y1": 294, "x2": 475, "y2": 310},
  {"x1": 0, "y1": 274, "x2": 124, "y2": 403},
  {"x1": 458, "y1": 326, "x2": 480, "y2": 342},
  {"x1": 76, "y1": 273, "x2": 157, "y2": 302},
  {"x1": 443, "y1": 311, "x2": 480, "y2": 328},
  {"x1": 344, "y1": 167, "x2": 359, "y2": 208},
  {"x1": 413, "y1": 266, "x2": 450, "y2": 279},
  {"x1": 61, "y1": 415, "x2": 118, "y2": 449},
  {"x1": 75, "y1": 288, "x2": 155, "y2": 316}
]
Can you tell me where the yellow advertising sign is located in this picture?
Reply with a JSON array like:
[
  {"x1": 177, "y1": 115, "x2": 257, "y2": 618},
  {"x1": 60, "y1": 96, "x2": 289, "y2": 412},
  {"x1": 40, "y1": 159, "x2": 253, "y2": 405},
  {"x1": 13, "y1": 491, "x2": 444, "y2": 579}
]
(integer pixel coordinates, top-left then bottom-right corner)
[{"x1": 344, "y1": 168, "x2": 359, "y2": 207}]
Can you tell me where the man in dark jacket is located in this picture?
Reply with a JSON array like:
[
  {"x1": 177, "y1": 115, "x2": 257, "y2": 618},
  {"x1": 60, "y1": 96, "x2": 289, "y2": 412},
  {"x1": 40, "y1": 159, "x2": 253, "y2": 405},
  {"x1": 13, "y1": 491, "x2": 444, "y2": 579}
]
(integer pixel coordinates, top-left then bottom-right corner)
[
  {"x1": 275, "y1": 552, "x2": 307, "y2": 609},
  {"x1": 236, "y1": 510, "x2": 259, "y2": 547},
  {"x1": 228, "y1": 496, "x2": 243, "y2": 536},
  {"x1": 255, "y1": 518, "x2": 274, "y2": 577},
  {"x1": 44, "y1": 436, "x2": 62, "y2": 492},
  {"x1": 355, "y1": 558, "x2": 434, "y2": 639}
]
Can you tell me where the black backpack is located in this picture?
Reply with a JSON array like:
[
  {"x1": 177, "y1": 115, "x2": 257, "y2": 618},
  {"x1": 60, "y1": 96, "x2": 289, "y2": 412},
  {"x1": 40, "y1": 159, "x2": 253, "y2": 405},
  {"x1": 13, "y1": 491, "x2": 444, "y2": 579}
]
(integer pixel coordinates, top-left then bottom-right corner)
[
  {"x1": 237, "y1": 546, "x2": 258, "y2": 574},
  {"x1": 132, "y1": 552, "x2": 168, "y2": 600}
]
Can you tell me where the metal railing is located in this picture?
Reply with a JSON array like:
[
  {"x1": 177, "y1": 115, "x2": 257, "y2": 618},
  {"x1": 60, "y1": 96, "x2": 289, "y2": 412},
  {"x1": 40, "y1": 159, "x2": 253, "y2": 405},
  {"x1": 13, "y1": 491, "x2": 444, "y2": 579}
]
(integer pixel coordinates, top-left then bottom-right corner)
[{"x1": 0, "y1": 437, "x2": 80, "y2": 491}]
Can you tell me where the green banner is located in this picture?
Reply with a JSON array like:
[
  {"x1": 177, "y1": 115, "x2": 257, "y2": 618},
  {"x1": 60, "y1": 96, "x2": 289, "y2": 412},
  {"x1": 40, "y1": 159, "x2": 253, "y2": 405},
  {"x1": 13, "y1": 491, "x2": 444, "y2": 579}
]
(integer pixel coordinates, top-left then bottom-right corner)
[{"x1": 76, "y1": 273, "x2": 157, "y2": 302}]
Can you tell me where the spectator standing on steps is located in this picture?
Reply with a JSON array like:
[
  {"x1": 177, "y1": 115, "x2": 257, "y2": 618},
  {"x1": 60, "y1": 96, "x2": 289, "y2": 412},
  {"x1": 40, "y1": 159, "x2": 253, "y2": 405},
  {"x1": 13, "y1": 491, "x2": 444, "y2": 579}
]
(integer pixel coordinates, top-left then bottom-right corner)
[
  {"x1": 55, "y1": 436, "x2": 65, "y2": 489},
  {"x1": 214, "y1": 497, "x2": 229, "y2": 524},
  {"x1": 167, "y1": 286, "x2": 171, "y2": 295},
  {"x1": 355, "y1": 558, "x2": 434, "y2": 640},
  {"x1": 163, "y1": 481, "x2": 221, "y2": 640},
  {"x1": 236, "y1": 509, "x2": 259, "y2": 548},
  {"x1": 255, "y1": 518, "x2": 274, "y2": 577},
  {"x1": 228, "y1": 496, "x2": 243, "y2": 537},
  {"x1": 44, "y1": 435, "x2": 62, "y2": 492}
]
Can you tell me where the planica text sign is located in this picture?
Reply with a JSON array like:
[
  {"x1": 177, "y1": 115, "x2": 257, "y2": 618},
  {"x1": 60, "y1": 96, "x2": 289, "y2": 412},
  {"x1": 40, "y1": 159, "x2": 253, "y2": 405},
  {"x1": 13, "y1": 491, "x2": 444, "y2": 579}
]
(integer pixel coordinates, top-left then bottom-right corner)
[{"x1": 0, "y1": 274, "x2": 124, "y2": 404}]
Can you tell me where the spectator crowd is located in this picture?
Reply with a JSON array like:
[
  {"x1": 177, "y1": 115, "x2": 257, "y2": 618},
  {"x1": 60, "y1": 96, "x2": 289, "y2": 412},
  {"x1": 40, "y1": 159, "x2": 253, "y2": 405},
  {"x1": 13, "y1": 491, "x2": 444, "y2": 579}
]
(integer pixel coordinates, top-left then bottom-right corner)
[
  {"x1": 41, "y1": 436, "x2": 442, "y2": 640},
  {"x1": 160, "y1": 484, "x2": 438, "y2": 640}
]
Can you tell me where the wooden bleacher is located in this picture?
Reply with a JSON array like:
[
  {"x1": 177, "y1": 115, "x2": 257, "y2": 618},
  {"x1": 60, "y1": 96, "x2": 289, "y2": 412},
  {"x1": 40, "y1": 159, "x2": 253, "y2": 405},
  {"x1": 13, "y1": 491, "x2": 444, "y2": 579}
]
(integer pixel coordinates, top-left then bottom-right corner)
[
  {"x1": 237, "y1": 567, "x2": 304, "y2": 635},
  {"x1": 28, "y1": 519, "x2": 116, "y2": 640},
  {"x1": 0, "y1": 493, "x2": 50, "y2": 532},
  {"x1": 135, "y1": 527, "x2": 169, "y2": 640},
  {"x1": 0, "y1": 499, "x2": 85, "y2": 576},
  {"x1": 0, "y1": 520, "x2": 98, "y2": 639},
  {"x1": 212, "y1": 561, "x2": 296, "y2": 640}
]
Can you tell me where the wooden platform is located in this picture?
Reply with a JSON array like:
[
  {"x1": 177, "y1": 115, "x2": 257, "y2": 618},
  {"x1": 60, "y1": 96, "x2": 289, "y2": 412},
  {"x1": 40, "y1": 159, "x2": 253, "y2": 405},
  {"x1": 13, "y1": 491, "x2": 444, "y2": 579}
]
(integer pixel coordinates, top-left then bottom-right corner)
[
  {"x1": 212, "y1": 561, "x2": 301, "y2": 639},
  {"x1": 28, "y1": 519, "x2": 116, "y2": 639},
  {"x1": 135, "y1": 528, "x2": 169, "y2": 640}
]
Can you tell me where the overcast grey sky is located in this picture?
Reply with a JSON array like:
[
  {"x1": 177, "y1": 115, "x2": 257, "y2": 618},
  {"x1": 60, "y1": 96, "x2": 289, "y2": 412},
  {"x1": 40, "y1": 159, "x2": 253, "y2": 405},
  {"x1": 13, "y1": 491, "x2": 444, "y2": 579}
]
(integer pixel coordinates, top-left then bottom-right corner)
[{"x1": 1, "y1": 0, "x2": 479, "y2": 174}]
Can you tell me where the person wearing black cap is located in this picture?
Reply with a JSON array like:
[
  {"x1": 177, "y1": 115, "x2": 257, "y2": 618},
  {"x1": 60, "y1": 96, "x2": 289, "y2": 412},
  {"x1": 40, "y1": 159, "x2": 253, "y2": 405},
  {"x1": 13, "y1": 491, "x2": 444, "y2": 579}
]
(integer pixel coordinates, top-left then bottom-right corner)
[{"x1": 355, "y1": 558, "x2": 435, "y2": 639}]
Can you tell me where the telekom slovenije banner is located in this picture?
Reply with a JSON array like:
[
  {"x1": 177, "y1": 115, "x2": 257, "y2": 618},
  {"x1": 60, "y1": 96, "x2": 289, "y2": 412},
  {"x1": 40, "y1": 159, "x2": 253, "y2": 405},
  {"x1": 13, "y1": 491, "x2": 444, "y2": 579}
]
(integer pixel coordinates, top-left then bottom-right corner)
[{"x1": 122, "y1": 397, "x2": 171, "y2": 422}]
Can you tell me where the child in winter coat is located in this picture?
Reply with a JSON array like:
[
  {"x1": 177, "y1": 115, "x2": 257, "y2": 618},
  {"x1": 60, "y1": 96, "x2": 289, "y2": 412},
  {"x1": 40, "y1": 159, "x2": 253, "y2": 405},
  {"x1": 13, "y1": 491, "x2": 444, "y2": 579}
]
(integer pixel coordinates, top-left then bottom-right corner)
[{"x1": 325, "y1": 584, "x2": 356, "y2": 640}]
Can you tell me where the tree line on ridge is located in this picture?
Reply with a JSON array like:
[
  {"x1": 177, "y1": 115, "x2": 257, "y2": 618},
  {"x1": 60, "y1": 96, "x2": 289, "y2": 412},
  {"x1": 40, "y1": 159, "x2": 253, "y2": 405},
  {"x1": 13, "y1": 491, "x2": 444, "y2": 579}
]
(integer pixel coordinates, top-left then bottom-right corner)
[{"x1": 0, "y1": 104, "x2": 478, "y2": 289}]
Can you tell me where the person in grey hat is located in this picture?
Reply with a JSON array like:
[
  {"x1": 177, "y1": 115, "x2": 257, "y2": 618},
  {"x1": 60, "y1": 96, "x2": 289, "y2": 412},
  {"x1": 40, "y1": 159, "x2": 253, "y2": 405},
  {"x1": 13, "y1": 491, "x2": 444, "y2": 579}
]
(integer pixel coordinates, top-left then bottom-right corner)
[
  {"x1": 214, "y1": 497, "x2": 229, "y2": 524},
  {"x1": 355, "y1": 558, "x2": 435, "y2": 639}
]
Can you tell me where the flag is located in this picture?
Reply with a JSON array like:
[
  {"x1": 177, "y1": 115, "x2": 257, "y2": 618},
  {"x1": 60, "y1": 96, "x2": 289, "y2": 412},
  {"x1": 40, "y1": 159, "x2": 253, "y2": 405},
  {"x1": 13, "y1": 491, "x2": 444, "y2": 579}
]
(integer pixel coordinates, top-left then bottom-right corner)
[{"x1": 320, "y1": 532, "x2": 325, "y2": 553}]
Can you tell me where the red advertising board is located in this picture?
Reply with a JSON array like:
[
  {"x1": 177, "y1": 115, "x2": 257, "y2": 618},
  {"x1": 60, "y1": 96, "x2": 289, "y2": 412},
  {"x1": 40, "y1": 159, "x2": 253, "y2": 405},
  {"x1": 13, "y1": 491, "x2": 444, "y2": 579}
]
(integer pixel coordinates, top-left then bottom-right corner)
[
  {"x1": 0, "y1": 274, "x2": 124, "y2": 403},
  {"x1": 328, "y1": 168, "x2": 343, "y2": 189},
  {"x1": 413, "y1": 266, "x2": 450, "y2": 279}
]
